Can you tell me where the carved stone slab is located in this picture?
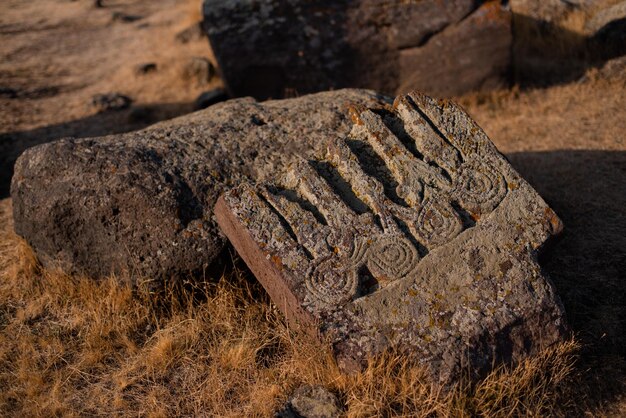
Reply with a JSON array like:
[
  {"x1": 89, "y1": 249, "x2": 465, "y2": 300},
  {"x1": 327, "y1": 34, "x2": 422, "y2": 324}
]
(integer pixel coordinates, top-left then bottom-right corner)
[{"x1": 214, "y1": 92, "x2": 567, "y2": 383}]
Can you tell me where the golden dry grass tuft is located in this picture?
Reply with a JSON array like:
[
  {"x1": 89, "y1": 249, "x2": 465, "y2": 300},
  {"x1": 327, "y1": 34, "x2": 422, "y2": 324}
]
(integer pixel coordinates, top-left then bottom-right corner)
[{"x1": 0, "y1": 199, "x2": 596, "y2": 417}]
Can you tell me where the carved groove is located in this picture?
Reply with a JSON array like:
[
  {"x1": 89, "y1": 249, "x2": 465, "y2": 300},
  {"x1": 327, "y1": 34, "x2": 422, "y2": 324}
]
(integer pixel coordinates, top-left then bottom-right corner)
[
  {"x1": 230, "y1": 93, "x2": 508, "y2": 308},
  {"x1": 366, "y1": 234, "x2": 419, "y2": 281},
  {"x1": 306, "y1": 257, "x2": 359, "y2": 307},
  {"x1": 454, "y1": 161, "x2": 507, "y2": 214}
]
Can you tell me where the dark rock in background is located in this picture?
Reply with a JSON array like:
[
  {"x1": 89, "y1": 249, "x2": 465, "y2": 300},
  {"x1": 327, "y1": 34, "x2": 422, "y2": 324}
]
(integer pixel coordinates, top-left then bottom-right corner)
[
  {"x1": 194, "y1": 88, "x2": 228, "y2": 110},
  {"x1": 11, "y1": 89, "x2": 389, "y2": 285},
  {"x1": 398, "y1": 2, "x2": 512, "y2": 97},
  {"x1": 202, "y1": 0, "x2": 512, "y2": 99}
]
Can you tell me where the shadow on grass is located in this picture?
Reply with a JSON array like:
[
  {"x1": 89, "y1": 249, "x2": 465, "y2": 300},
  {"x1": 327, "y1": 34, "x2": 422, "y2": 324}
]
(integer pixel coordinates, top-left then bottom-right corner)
[{"x1": 510, "y1": 149, "x2": 626, "y2": 410}]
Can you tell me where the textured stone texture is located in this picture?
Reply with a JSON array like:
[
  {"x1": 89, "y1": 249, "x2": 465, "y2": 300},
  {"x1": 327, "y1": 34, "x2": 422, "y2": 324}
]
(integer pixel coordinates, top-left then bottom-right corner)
[
  {"x1": 202, "y1": 0, "x2": 511, "y2": 99},
  {"x1": 276, "y1": 386, "x2": 342, "y2": 418},
  {"x1": 11, "y1": 89, "x2": 389, "y2": 284},
  {"x1": 215, "y1": 92, "x2": 567, "y2": 383}
]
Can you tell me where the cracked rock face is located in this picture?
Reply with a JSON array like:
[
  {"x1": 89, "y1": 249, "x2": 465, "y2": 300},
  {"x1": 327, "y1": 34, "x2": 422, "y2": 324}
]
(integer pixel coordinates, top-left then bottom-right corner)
[
  {"x1": 11, "y1": 89, "x2": 388, "y2": 285},
  {"x1": 214, "y1": 92, "x2": 567, "y2": 384},
  {"x1": 202, "y1": 0, "x2": 511, "y2": 99}
]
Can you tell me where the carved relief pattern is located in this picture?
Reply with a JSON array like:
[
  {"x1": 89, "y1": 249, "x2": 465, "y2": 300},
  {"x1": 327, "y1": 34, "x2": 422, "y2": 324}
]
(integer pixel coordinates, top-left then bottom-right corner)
[
  {"x1": 414, "y1": 198, "x2": 464, "y2": 247},
  {"x1": 231, "y1": 92, "x2": 509, "y2": 310},
  {"x1": 306, "y1": 257, "x2": 359, "y2": 307},
  {"x1": 454, "y1": 161, "x2": 507, "y2": 214},
  {"x1": 365, "y1": 234, "x2": 419, "y2": 281}
]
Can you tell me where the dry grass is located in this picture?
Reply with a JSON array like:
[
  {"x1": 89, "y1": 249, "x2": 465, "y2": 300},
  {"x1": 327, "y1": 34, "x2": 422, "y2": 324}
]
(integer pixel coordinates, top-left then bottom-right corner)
[
  {"x1": 0, "y1": 199, "x2": 599, "y2": 417},
  {"x1": 1, "y1": 0, "x2": 624, "y2": 414}
]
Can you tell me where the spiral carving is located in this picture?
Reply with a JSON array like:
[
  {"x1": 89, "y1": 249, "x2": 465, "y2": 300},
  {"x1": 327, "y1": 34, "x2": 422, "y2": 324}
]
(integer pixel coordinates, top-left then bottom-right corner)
[
  {"x1": 415, "y1": 198, "x2": 463, "y2": 247},
  {"x1": 454, "y1": 162, "x2": 506, "y2": 214},
  {"x1": 305, "y1": 257, "x2": 358, "y2": 307},
  {"x1": 366, "y1": 234, "x2": 419, "y2": 281}
]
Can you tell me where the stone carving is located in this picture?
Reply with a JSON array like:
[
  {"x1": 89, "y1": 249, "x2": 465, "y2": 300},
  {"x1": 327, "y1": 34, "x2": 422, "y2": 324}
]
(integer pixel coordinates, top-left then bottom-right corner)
[{"x1": 214, "y1": 91, "x2": 567, "y2": 384}]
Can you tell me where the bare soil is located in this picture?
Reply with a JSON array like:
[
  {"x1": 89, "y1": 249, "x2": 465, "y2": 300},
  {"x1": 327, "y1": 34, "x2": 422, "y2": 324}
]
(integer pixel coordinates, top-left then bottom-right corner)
[
  {"x1": 0, "y1": 0, "x2": 221, "y2": 195},
  {"x1": 1, "y1": 0, "x2": 625, "y2": 416}
]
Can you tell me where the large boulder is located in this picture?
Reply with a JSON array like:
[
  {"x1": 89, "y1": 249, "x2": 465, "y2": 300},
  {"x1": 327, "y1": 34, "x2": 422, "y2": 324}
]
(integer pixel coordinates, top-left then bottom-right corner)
[
  {"x1": 11, "y1": 89, "x2": 389, "y2": 285},
  {"x1": 214, "y1": 91, "x2": 567, "y2": 383},
  {"x1": 202, "y1": 0, "x2": 512, "y2": 99}
]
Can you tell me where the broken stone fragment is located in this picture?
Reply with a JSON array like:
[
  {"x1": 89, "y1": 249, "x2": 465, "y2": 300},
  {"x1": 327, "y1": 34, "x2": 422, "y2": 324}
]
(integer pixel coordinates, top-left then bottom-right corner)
[
  {"x1": 11, "y1": 89, "x2": 389, "y2": 285},
  {"x1": 215, "y1": 91, "x2": 567, "y2": 384}
]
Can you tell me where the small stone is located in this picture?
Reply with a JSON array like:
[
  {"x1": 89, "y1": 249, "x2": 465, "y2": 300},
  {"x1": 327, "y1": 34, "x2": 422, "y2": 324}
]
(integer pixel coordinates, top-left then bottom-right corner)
[
  {"x1": 175, "y1": 22, "x2": 205, "y2": 44},
  {"x1": 194, "y1": 88, "x2": 228, "y2": 110},
  {"x1": 135, "y1": 62, "x2": 157, "y2": 75},
  {"x1": 215, "y1": 91, "x2": 567, "y2": 384},
  {"x1": 111, "y1": 12, "x2": 142, "y2": 23},
  {"x1": 0, "y1": 86, "x2": 18, "y2": 99},
  {"x1": 276, "y1": 386, "x2": 342, "y2": 418},
  {"x1": 182, "y1": 57, "x2": 215, "y2": 85},
  {"x1": 91, "y1": 93, "x2": 132, "y2": 112}
]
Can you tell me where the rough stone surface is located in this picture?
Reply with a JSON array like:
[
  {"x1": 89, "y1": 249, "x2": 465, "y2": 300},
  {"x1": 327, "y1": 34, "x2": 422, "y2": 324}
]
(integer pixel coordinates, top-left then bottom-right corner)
[
  {"x1": 276, "y1": 386, "x2": 342, "y2": 418},
  {"x1": 214, "y1": 91, "x2": 567, "y2": 383},
  {"x1": 398, "y1": 1, "x2": 512, "y2": 97},
  {"x1": 11, "y1": 89, "x2": 389, "y2": 284},
  {"x1": 202, "y1": 0, "x2": 511, "y2": 99}
]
